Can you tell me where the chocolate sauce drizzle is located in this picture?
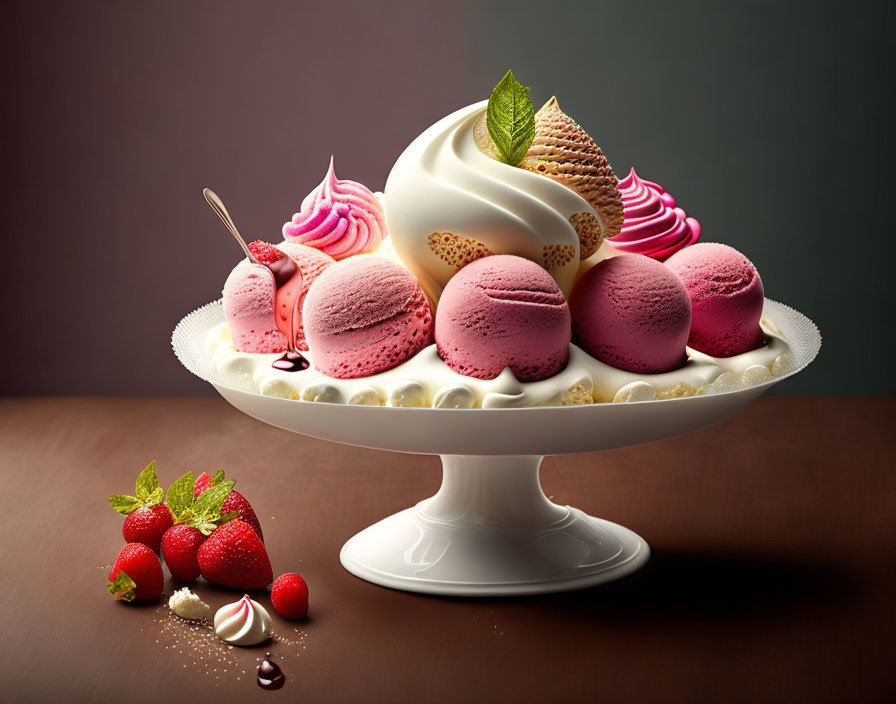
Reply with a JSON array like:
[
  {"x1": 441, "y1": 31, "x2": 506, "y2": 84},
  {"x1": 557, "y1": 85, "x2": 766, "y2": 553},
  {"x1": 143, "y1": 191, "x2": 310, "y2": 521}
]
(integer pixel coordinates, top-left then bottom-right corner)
[
  {"x1": 267, "y1": 254, "x2": 310, "y2": 372},
  {"x1": 272, "y1": 351, "x2": 310, "y2": 372}
]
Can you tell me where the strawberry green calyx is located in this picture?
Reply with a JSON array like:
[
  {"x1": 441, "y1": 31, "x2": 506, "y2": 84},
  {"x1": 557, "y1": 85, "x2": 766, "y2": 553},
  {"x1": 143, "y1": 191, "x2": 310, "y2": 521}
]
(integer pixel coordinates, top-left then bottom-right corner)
[
  {"x1": 167, "y1": 472, "x2": 236, "y2": 536},
  {"x1": 108, "y1": 460, "x2": 165, "y2": 515},
  {"x1": 108, "y1": 570, "x2": 137, "y2": 602},
  {"x1": 166, "y1": 471, "x2": 196, "y2": 519}
]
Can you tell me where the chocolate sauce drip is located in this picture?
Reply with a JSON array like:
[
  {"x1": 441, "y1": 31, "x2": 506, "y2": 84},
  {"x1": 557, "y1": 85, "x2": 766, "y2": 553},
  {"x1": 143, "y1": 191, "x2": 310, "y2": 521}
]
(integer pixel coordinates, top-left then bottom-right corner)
[
  {"x1": 266, "y1": 255, "x2": 298, "y2": 288},
  {"x1": 272, "y1": 350, "x2": 310, "y2": 372},
  {"x1": 257, "y1": 653, "x2": 285, "y2": 690},
  {"x1": 265, "y1": 249, "x2": 306, "y2": 362}
]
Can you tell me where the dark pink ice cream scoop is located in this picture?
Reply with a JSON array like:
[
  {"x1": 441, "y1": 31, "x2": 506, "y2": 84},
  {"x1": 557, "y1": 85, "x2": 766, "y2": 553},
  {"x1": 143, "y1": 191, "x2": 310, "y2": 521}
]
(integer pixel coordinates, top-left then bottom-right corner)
[
  {"x1": 435, "y1": 255, "x2": 571, "y2": 382},
  {"x1": 570, "y1": 254, "x2": 691, "y2": 373},
  {"x1": 664, "y1": 242, "x2": 765, "y2": 357}
]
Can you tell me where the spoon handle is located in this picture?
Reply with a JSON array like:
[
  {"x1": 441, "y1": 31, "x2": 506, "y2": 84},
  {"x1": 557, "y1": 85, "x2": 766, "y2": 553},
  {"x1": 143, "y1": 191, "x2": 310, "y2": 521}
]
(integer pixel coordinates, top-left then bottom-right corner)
[{"x1": 203, "y1": 188, "x2": 260, "y2": 264}]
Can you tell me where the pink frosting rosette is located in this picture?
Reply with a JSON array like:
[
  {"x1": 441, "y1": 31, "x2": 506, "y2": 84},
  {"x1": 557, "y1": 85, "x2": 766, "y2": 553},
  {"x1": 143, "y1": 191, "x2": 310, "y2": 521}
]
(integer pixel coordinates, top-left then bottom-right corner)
[
  {"x1": 282, "y1": 157, "x2": 387, "y2": 260},
  {"x1": 610, "y1": 168, "x2": 700, "y2": 260}
]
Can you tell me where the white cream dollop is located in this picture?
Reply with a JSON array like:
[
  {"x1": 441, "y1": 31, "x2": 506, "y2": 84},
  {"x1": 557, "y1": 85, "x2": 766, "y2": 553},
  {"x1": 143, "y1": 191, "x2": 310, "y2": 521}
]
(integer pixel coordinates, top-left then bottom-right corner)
[
  {"x1": 168, "y1": 587, "x2": 210, "y2": 621},
  {"x1": 205, "y1": 317, "x2": 791, "y2": 408},
  {"x1": 214, "y1": 594, "x2": 272, "y2": 646}
]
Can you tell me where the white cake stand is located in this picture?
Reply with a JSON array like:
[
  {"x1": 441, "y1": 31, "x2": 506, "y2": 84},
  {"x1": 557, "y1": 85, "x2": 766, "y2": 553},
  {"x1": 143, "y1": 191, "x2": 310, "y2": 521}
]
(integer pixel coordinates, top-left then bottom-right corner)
[{"x1": 173, "y1": 299, "x2": 820, "y2": 596}]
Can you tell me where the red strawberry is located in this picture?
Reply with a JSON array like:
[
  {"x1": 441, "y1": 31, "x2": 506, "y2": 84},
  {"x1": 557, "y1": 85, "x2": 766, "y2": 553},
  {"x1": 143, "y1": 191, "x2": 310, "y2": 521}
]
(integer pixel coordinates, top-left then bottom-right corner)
[
  {"x1": 161, "y1": 470, "x2": 236, "y2": 581},
  {"x1": 107, "y1": 543, "x2": 163, "y2": 602},
  {"x1": 122, "y1": 504, "x2": 173, "y2": 554},
  {"x1": 197, "y1": 519, "x2": 272, "y2": 590},
  {"x1": 271, "y1": 573, "x2": 309, "y2": 619},
  {"x1": 161, "y1": 524, "x2": 206, "y2": 581},
  {"x1": 248, "y1": 240, "x2": 285, "y2": 265},
  {"x1": 108, "y1": 461, "x2": 173, "y2": 553},
  {"x1": 194, "y1": 471, "x2": 263, "y2": 540}
]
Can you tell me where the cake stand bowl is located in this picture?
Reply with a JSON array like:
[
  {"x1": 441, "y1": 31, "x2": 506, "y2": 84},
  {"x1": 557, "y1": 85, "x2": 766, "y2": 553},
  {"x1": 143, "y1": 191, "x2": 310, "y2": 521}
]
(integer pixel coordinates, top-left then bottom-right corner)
[{"x1": 173, "y1": 299, "x2": 820, "y2": 596}]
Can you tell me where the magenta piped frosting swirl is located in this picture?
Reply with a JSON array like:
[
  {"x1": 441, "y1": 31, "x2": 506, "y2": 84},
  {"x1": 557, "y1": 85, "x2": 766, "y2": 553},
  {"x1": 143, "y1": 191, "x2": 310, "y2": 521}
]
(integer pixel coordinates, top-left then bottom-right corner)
[
  {"x1": 282, "y1": 157, "x2": 386, "y2": 260},
  {"x1": 610, "y1": 168, "x2": 700, "y2": 260}
]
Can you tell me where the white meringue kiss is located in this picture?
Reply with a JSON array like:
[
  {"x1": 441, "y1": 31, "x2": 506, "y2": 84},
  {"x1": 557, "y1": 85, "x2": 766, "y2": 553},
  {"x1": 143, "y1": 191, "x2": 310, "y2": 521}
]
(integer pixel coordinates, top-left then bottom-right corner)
[{"x1": 213, "y1": 594, "x2": 272, "y2": 646}]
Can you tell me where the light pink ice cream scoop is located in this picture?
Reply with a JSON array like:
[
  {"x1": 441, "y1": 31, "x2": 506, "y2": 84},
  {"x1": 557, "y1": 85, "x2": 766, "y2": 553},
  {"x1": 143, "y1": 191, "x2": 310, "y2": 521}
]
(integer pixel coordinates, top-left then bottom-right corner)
[
  {"x1": 222, "y1": 240, "x2": 335, "y2": 354},
  {"x1": 302, "y1": 256, "x2": 433, "y2": 379},
  {"x1": 435, "y1": 255, "x2": 571, "y2": 382},
  {"x1": 664, "y1": 242, "x2": 765, "y2": 357},
  {"x1": 569, "y1": 254, "x2": 691, "y2": 373},
  {"x1": 223, "y1": 260, "x2": 287, "y2": 354}
]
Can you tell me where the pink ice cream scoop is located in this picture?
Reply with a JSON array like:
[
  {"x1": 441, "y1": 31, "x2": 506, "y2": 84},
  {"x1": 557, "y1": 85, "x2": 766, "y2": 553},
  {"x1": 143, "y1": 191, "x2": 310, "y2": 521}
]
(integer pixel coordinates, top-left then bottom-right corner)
[
  {"x1": 435, "y1": 255, "x2": 571, "y2": 382},
  {"x1": 664, "y1": 242, "x2": 765, "y2": 357},
  {"x1": 282, "y1": 157, "x2": 386, "y2": 260},
  {"x1": 275, "y1": 241, "x2": 336, "y2": 350},
  {"x1": 610, "y1": 168, "x2": 700, "y2": 260},
  {"x1": 302, "y1": 256, "x2": 433, "y2": 378},
  {"x1": 223, "y1": 260, "x2": 287, "y2": 354},
  {"x1": 569, "y1": 254, "x2": 691, "y2": 373},
  {"x1": 222, "y1": 240, "x2": 334, "y2": 354}
]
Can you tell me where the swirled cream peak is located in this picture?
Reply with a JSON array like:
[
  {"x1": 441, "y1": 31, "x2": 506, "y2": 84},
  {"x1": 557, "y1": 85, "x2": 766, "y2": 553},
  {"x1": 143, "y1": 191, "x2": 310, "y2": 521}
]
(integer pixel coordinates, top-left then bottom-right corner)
[
  {"x1": 611, "y1": 168, "x2": 700, "y2": 260},
  {"x1": 214, "y1": 594, "x2": 272, "y2": 646},
  {"x1": 385, "y1": 101, "x2": 601, "y2": 302},
  {"x1": 283, "y1": 157, "x2": 386, "y2": 260}
]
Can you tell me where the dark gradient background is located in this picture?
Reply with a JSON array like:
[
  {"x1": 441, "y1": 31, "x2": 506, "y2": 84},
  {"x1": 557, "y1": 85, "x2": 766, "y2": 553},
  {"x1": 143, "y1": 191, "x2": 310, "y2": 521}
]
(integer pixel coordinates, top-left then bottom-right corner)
[{"x1": 2, "y1": 1, "x2": 892, "y2": 395}]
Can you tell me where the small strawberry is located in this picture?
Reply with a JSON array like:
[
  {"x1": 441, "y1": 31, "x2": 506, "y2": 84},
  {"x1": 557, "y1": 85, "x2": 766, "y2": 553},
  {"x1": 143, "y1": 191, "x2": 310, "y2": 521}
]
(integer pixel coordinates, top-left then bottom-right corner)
[
  {"x1": 161, "y1": 471, "x2": 237, "y2": 582},
  {"x1": 194, "y1": 470, "x2": 264, "y2": 540},
  {"x1": 162, "y1": 525, "x2": 206, "y2": 582},
  {"x1": 107, "y1": 543, "x2": 163, "y2": 602},
  {"x1": 198, "y1": 519, "x2": 273, "y2": 590},
  {"x1": 271, "y1": 573, "x2": 309, "y2": 619},
  {"x1": 108, "y1": 461, "x2": 173, "y2": 553}
]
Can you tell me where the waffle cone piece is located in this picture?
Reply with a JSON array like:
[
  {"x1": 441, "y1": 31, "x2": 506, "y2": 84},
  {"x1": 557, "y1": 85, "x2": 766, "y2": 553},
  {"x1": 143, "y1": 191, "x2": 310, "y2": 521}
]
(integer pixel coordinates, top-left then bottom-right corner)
[
  {"x1": 427, "y1": 231, "x2": 494, "y2": 270},
  {"x1": 520, "y1": 97, "x2": 624, "y2": 244}
]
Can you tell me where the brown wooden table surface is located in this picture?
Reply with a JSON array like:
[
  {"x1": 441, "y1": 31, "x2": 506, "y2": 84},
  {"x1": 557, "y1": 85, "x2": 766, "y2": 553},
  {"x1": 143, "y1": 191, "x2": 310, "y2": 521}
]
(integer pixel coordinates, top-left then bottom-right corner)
[{"x1": 1, "y1": 396, "x2": 894, "y2": 703}]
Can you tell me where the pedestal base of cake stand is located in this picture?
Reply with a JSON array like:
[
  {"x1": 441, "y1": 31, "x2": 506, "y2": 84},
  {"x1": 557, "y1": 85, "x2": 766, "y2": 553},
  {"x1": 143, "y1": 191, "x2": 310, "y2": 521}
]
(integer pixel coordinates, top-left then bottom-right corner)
[{"x1": 339, "y1": 454, "x2": 649, "y2": 596}]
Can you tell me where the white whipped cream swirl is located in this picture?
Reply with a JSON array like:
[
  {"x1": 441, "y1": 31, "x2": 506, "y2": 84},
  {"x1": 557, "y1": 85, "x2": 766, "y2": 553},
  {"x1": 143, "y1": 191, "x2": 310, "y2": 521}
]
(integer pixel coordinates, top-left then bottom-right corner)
[{"x1": 384, "y1": 101, "x2": 599, "y2": 301}]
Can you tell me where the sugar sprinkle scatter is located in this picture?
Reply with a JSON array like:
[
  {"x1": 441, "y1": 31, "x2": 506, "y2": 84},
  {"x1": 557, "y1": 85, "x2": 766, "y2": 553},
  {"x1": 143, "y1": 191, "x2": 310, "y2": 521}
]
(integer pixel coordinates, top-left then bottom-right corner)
[{"x1": 150, "y1": 595, "x2": 311, "y2": 687}]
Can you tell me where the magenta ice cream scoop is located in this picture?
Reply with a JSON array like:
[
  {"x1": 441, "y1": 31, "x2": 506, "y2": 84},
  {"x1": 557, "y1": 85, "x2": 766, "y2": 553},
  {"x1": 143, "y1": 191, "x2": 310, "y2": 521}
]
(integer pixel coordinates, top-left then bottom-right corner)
[
  {"x1": 570, "y1": 254, "x2": 691, "y2": 373},
  {"x1": 435, "y1": 255, "x2": 571, "y2": 382},
  {"x1": 664, "y1": 242, "x2": 765, "y2": 357},
  {"x1": 302, "y1": 256, "x2": 433, "y2": 379}
]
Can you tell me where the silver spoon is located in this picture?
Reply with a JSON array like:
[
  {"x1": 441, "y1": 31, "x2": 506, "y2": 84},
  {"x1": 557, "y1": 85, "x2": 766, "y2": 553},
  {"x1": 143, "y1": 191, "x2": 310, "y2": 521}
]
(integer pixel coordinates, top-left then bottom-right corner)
[{"x1": 203, "y1": 188, "x2": 261, "y2": 264}]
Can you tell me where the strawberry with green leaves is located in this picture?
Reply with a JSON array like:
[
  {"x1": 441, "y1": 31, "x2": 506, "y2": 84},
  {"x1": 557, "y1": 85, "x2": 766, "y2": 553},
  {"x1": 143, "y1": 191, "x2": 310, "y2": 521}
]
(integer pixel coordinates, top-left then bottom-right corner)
[
  {"x1": 107, "y1": 543, "x2": 163, "y2": 602},
  {"x1": 161, "y1": 471, "x2": 237, "y2": 582},
  {"x1": 194, "y1": 470, "x2": 263, "y2": 540},
  {"x1": 198, "y1": 518, "x2": 273, "y2": 590},
  {"x1": 108, "y1": 461, "x2": 173, "y2": 553}
]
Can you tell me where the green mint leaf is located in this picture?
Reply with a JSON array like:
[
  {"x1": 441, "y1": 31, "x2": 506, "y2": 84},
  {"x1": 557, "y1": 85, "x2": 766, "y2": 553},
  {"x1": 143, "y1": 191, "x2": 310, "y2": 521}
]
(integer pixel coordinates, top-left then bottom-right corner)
[
  {"x1": 210, "y1": 469, "x2": 226, "y2": 486},
  {"x1": 193, "y1": 479, "x2": 234, "y2": 519},
  {"x1": 108, "y1": 494, "x2": 141, "y2": 515},
  {"x1": 486, "y1": 69, "x2": 535, "y2": 166},
  {"x1": 134, "y1": 461, "x2": 161, "y2": 504},
  {"x1": 166, "y1": 471, "x2": 195, "y2": 521}
]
